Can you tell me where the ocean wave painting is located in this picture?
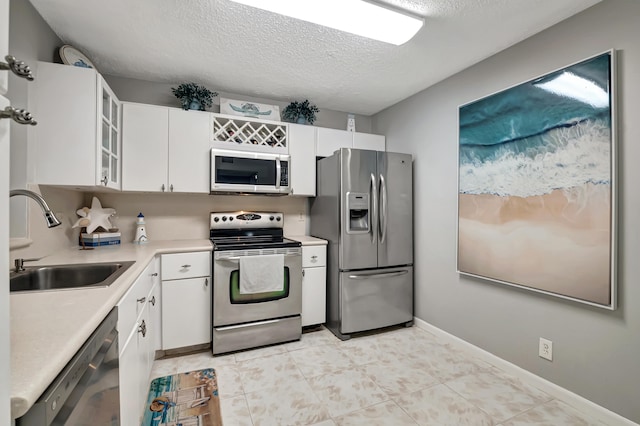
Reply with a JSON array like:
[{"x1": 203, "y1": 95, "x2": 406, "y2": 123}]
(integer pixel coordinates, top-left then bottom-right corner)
[{"x1": 457, "y1": 51, "x2": 615, "y2": 308}]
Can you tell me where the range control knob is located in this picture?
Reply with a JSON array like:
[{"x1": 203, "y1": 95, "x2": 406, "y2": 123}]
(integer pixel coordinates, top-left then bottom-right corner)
[
  {"x1": 229, "y1": 217, "x2": 234, "y2": 222},
  {"x1": 222, "y1": 216, "x2": 227, "y2": 222},
  {"x1": 276, "y1": 216, "x2": 281, "y2": 222},
  {"x1": 269, "y1": 216, "x2": 274, "y2": 221},
  {"x1": 213, "y1": 217, "x2": 219, "y2": 222}
]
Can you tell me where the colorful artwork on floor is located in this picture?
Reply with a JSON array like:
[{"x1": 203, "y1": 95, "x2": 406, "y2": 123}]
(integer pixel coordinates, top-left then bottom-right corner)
[
  {"x1": 457, "y1": 51, "x2": 616, "y2": 308},
  {"x1": 142, "y1": 368, "x2": 223, "y2": 426}
]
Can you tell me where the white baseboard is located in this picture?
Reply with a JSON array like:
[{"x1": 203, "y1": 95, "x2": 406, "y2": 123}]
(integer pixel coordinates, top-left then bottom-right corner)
[{"x1": 413, "y1": 317, "x2": 638, "y2": 426}]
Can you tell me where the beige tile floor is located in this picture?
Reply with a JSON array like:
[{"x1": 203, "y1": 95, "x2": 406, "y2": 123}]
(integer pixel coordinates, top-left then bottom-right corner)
[{"x1": 150, "y1": 326, "x2": 604, "y2": 426}]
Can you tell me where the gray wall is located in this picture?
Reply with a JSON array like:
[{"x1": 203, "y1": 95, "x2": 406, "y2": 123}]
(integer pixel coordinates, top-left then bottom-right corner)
[
  {"x1": 8, "y1": 0, "x2": 61, "y2": 238},
  {"x1": 103, "y1": 74, "x2": 373, "y2": 133},
  {"x1": 373, "y1": 0, "x2": 639, "y2": 422}
]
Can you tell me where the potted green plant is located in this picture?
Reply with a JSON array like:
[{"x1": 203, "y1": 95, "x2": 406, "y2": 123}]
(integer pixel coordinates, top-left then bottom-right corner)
[
  {"x1": 282, "y1": 99, "x2": 319, "y2": 125},
  {"x1": 171, "y1": 83, "x2": 218, "y2": 111}
]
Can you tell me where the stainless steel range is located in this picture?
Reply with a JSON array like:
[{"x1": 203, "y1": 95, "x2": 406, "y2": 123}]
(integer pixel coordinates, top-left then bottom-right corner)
[{"x1": 210, "y1": 211, "x2": 302, "y2": 355}]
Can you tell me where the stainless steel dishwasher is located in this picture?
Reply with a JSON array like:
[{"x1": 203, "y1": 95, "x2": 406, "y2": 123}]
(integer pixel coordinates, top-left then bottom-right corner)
[{"x1": 17, "y1": 308, "x2": 120, "y2": 426}]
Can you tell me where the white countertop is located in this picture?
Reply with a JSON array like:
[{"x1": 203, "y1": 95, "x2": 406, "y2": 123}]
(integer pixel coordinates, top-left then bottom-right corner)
[
  {"x1": 287, "y1": 235, "x2": 328, "y2": 246},
  {"x1": 10, "y1": 239, "x2": 212, "y2": 420}
]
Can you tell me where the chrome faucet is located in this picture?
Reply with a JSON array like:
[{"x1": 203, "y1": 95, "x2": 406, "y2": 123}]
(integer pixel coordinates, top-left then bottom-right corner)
[{"x1": 9, "y1": 189, "x2": 62, "y2": 228}]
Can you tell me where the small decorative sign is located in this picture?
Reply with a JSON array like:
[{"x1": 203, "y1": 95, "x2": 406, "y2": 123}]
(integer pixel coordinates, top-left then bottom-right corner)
[{"x1": 220, "y1": 98, "x2": 280, "y2": 120}]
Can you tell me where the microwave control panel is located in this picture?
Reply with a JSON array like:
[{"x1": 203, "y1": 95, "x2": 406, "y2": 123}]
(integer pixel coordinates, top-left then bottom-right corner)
[{"x1": 280, "y1": 161, "x2": 289, "y2": 186}]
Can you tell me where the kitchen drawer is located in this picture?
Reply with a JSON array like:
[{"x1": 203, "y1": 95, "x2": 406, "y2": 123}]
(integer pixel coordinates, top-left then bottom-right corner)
[
  {"x1": 161, "y1": 251, "x2": 211, "y2": 280},
  {"x1": 302, "y1": 245, "x2": 326, "y2": 268},
  {"x1": 117, "y1": 261, "x2": 155, "y2": 337}
]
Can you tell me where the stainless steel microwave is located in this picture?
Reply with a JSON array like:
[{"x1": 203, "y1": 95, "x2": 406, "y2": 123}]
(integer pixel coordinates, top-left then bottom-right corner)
[{"x1": 211, "y1": 148, "x2": 290, "y2": 195}]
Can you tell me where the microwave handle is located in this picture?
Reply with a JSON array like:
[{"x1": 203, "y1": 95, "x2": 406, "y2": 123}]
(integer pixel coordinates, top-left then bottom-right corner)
[{"x1": 275, "y1": 158, "x2": 281, "y2": 189}]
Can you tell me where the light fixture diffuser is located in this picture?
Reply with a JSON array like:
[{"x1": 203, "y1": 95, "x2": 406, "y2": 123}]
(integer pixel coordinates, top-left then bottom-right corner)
[{"x1": 229, "y1": 0, "x2": 424, "y2": 45}]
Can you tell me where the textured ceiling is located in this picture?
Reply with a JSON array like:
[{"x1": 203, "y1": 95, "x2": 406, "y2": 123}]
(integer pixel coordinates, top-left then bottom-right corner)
[{"x1": 29, "y1": 0, "x2": 600, "y2": 115}]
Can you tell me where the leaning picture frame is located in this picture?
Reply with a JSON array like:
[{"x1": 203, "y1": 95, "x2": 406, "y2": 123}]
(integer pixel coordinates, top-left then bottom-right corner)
[{"x1": 457, "y1": 50, "x2": 616, "y2": 309}]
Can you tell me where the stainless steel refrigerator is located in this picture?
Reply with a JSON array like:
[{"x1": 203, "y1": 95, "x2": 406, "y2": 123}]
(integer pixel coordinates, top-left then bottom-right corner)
[{"x1": 310, "y1": 148, "x2": 413, "y2": 340}]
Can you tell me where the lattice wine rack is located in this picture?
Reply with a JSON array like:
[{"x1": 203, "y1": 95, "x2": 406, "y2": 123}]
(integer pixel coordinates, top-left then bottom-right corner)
[{"x1": 211, "y1": 114, "x2": 288, "y2": 154}]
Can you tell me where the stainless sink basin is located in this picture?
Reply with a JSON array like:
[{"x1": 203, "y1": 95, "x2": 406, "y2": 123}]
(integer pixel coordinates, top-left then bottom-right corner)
[{"x1": 10, "y1": 261, "x2": 135, "y2": 293}]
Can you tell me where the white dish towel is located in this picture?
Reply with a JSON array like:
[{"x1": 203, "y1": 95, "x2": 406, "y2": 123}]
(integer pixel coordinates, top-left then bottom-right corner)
[{"x1": 239, "y1": 254, "x2": 284, "y2": 294}]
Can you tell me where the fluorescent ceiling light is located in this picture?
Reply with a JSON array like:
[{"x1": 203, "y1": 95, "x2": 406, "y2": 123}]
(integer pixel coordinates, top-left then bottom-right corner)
[
  {"x1": 535, "y1": 72, "x2": 609, "y2": 108},
  {"x1": 229, "y1": 0, "x2": 424, "y2": 45}
]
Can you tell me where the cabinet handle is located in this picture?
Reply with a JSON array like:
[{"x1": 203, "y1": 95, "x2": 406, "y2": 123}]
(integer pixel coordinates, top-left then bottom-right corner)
[
  {"x1": 205, "y1": 278, "x2": 208, "y2": 287},
  {"x1": 151, "y1": 272, "x2": 158, "y2": 277},
  {"x1": 161, "y1": 184, "x2": 166, "y2": 192},
  {"x1": 170, "y1": 184, "x2": 174, "y2": 192},
  {"x1": 101, "y1": 175, "x2": 108, "y2": 186},
  {"x1": 181, "y1": 264, "x2": 191, "y2": 269},
  {"x1": 311, "y1": 255, "x2": 318, "y2": 260},
  {"x1": 0, "y1": 55, "x2": 34, "y2": 81},
  {"x1": 150, "y1": 296, "x2": 156, "y2": 306},
  {"x1": 138, "y1": 320, "x2": 147, "y2": 337},
  {"x1": 0, "y1": 106, "x2": 37, "y2": 125},
  {"x1": 302, "y1": 270, "x2": 305, "y2": 277},
  {"x1": 136, "y1": 297, "x2": 146, "y2": 304}
]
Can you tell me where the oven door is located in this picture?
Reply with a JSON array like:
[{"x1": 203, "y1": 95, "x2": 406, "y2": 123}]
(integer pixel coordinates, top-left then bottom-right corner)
[
  {"x1": 211, "y1": 149, "x2": 290, "y2": 194},
  {"x1": 213, "y1": 247, "x2": 302, "y2": 326}
]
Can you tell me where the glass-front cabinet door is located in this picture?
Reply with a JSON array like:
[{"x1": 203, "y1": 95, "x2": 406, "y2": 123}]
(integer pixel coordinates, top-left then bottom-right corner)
[{"x1": 97, "y1": 78, "x2": 120, "y2": 189}]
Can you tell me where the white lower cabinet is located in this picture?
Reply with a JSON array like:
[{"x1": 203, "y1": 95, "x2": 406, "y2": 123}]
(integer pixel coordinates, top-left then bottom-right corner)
[
  {"x1": 161, "y1": 251, "x2": 212, "y2": 350},
  {"x1": 117, "y1": 258, "x2": 159, "y2": 424},
  {"x1": 301, "y1": 244, "x2": 327, "y2": 326},
  {"x1": 149, "y1": 280, "x2": 162, "y2": 352},
  {"x1": 119, "y1": 329, "x2": 141, "y2": 426}
]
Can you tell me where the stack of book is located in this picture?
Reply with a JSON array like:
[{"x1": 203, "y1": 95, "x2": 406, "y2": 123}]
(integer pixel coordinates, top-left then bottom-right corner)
[{"x1": 80, "y1": 232, "x2": 121, "y2": 247}]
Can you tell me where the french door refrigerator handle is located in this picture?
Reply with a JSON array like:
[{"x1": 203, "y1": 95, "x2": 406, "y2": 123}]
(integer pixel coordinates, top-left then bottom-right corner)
[
  {"x1": 370, "y1": 172, "x2": 377, "y2": 244},
  {"x1": 348, "y1": 270, "x2": 409, "y2": 279},
  {"x1": 379, "y1": 174, "x2": 388, "y2": 244}
]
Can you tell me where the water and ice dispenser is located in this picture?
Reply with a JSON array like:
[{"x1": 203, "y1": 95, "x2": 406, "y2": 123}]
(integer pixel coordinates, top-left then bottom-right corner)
[{"x1": 346, "y1": 192, "x2": 370, "y2": 234}]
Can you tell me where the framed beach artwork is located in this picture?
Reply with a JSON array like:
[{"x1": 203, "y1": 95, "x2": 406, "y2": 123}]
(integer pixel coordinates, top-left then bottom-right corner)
[{"x1": 457, "y1": 50, "x2": 616, "y2": 309}]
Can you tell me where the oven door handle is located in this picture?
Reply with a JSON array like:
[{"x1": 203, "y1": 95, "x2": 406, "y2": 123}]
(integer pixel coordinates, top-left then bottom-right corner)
[{"x1": 216, "y1": 253, "x2": 301, "y2": 261}]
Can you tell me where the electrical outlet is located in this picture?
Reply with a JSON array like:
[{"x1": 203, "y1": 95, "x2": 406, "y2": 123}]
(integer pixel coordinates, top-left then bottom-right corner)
[{"x1": 539, "y1": 337, "x2": 553, "y2": 361}]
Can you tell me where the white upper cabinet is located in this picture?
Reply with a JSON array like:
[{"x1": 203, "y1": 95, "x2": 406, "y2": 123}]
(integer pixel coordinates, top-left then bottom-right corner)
[
  {"x1": 353, "y1": 132, "x2": 385, "y2": 151},
  {"x1": 288, "y1": 123, "x2": 316, "y2": 196},
  {"x1": 122, "y1": 103, "x2": 169, "y2": 192},
  {"x1": 316, "y1": 127, "x2": 385, "y2": 157},
  {"x1": 34, "y1": 62, "x2": 121, "y2": 189},
  {"x1": 122, "y1": 103, "x2": 211, "y2": 193},
  {"x1": 316, "y1": 127, "x2": 353, "y2": 157},
  {"x1": 168, "y1": 108, "x2": 211, "y2": 193}
]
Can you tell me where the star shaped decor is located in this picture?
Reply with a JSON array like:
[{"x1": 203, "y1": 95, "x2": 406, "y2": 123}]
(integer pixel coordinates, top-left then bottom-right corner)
[{"x1": 72, "y1": 196, "x2": 116, "y2": 234}]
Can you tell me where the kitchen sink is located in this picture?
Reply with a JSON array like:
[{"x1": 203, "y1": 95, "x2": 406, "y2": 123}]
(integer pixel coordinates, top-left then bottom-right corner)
[{"x1": 10, "y1": 261, "x2": 135, "y2": 293}]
